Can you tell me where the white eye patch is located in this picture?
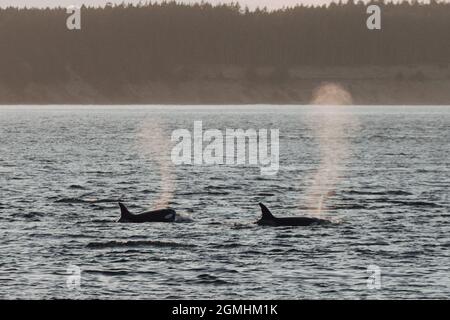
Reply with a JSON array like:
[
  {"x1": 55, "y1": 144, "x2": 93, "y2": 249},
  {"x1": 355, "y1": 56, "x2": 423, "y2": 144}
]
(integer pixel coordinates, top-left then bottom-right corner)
[{"x1": 165, "y1": 214, "x2": 174, "y2": 220}]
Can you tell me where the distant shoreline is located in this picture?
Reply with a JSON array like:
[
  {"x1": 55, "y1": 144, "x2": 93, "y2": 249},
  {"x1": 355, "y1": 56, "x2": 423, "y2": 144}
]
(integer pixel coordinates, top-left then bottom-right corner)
[
  {"x1": 2, "y1": 3, "x2": 450, "y2": 105},
  {"x1": 1, "y1": 65, "x2": 449, "y2": 105}
]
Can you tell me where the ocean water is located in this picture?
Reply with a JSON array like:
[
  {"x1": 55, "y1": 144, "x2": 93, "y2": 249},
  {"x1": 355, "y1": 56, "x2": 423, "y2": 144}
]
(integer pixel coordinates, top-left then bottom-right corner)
[{"x1": 0, "y1": 105, "x2": 449, "y2": 299}]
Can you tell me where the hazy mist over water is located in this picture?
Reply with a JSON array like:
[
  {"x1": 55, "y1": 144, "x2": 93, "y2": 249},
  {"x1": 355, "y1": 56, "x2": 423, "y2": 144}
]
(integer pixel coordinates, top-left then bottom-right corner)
[{"x1": 0, "y1": 105, "x2": 449, "y2": 299}]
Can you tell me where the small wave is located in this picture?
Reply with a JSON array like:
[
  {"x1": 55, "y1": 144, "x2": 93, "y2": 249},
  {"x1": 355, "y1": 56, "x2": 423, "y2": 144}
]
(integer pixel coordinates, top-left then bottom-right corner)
[
  {"x1": 55, "y1": 197, "x2": 122, "y2": 204},
  {"x1": 255, "y1": 176, "x2": 273, "y2": 181},
  {"x1": 179, "y1": 190, "x2": 230, "y2": 196},
  {"x1": 231, "y1": 223, "x2": 255, "y2": 230},
  {"x1": 195, "y1": 274, "x2": 230, "y2": 285},
  {"x1": 371, "y1": 197, "x2": 441, "y2": 208},
  {"x1": 89, "y1": 219, "x2": 115, "y2": 223},
  {"x1": 331, "y1": 204, "x2": 366, "y2": 210},
  {"x1": 347, "y1": 190, "x2": 413, "y2": 196},
  {"x1": 270, "y1": 248, "x2": 287, "y2": 253},
  {"x1": 139, "y1": 189, "x2": 156, "y2": 194},
  {"x1": 212, "y1": 243, "x2": 243, "y2": 249},
  {"x1": 21, "y1": 211, "x2": 45, "y2": 219},
  {"x1": 390, "y1": 200, "x2": 441, "y2": 208},
  {"x1": 325, "y1": 217, "x2": 344, "y2": 224},
  {"x1": 91, "y1": 206, "x2": 107, "y2": 211},
  {"x1": 208, "y1": 185, "x2": 242, "y2": 191},
  {"x1": 177, "y1": 192, "x2": 197, "y2": 196},
  {"x1": 257, "y1": 192, "x2": 275, "y2": 196},
  {"x1": 400, "y1": 250, "x2": 424, "y2": 258},
  {"x1": 69, "y1": 185, "x2": 87, "y2": 190},
  {"x1": 175, "y1": 213, "x2": 194, "y2": 223},
  {"x1": 205, "y1": 191, "x2": 230, "y2": 196},
  {"x1": 84, "y1": 269, "x2": 129, "y2": 276},
  {"x1": 86, "y1": 240, "x2": 195, "y2": 249},
  {"x1": 268, "y1": 248, "x2": 301, "y2": 254},
  {"x1": 241, "y1": 250, "x2": 263, "y2": 255}
]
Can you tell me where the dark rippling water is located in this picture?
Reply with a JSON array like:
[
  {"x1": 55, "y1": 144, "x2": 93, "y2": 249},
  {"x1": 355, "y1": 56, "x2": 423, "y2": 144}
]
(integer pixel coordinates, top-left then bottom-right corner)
[{"x1": 0, "y1": 105, "x2": 449, "y2": 299}]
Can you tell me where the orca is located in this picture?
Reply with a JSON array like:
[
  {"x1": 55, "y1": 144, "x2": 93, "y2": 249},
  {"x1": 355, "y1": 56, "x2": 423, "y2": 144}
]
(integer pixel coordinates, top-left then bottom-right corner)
[
  {"x1": 256, "y1": 203, "x2": 329, "y2": 226},
  {"x1": 118, "y1": 202, "x2": 176, "y2": 223}
]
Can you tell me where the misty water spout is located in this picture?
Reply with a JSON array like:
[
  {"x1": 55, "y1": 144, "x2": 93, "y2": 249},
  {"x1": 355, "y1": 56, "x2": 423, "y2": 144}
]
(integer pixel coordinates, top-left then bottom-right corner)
[
  {"x1": 137, "y1": 120, "x2": 175, "y2": 210},
  {"x1": 304, "y1": 82, "x2": 357, "y2": 216}
]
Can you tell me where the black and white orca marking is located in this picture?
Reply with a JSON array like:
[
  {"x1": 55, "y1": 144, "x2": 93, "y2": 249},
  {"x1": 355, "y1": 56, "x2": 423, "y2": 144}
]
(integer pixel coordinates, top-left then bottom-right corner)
[
  {"x1": 257, "y1": 203, "x2": 329, "y2": 226},
  {"x1": 118, "y1": 202, "x2": 176, "y2": 223}
]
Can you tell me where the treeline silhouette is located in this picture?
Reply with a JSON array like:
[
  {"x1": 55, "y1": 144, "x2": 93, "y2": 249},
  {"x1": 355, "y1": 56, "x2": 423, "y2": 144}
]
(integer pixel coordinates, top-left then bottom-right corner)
[{"x1": 1, "y1": 1, "x2": 449, "y2": 88}]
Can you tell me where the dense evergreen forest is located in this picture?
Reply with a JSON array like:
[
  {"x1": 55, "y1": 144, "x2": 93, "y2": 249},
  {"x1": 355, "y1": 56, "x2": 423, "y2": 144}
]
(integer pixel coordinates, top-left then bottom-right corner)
[{"x1": 0, "y1": 1, "x2": 449, "y2": 103}]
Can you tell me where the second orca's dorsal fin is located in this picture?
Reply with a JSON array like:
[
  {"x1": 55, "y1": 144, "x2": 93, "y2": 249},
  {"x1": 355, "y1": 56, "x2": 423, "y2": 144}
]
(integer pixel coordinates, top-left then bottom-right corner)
[
  {"x1": 119, "y1": 202, "x2": 132, "y2": 219},
  {"x1": 259, "y1": 203, "x2": 275, "y2": 220}
]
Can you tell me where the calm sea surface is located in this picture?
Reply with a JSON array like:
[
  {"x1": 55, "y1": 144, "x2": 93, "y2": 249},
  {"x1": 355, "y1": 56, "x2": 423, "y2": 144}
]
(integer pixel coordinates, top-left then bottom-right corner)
[{"x1": 0, "y1": 105, "x2": 449, "y2": 299}]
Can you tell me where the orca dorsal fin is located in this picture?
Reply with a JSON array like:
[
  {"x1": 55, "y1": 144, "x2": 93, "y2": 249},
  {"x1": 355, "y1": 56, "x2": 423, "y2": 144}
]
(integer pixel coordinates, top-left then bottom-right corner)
[
  {"x1": 259, "y1": 203, "x2": 275, "y2": 220},
  {"x1": 118, "y1": 202, "x2": 132, "y2": 220}
]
